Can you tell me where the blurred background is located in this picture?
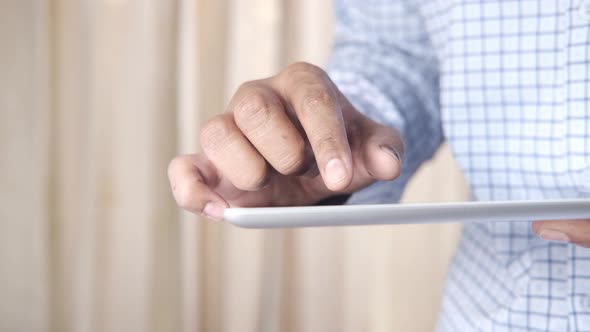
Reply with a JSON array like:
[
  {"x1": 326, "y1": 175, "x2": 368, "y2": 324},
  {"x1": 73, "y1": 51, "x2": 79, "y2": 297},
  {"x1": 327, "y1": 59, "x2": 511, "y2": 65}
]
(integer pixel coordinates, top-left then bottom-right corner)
[{"x1": 1, "y1": 1, "x2": 469, "y2": 331}]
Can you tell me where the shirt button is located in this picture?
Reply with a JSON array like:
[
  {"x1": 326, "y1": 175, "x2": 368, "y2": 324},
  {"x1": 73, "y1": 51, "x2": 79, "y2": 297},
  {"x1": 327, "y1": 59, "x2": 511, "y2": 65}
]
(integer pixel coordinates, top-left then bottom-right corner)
[{"x1": 579, "y1": 0, "x2": 590, "y2": 20}]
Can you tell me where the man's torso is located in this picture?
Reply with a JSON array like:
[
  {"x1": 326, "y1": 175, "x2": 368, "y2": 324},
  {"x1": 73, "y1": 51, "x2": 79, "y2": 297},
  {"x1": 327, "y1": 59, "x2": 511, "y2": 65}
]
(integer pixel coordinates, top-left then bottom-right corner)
[{"x1": 415, "y1": 1, "x2": 590, "y2": 330}]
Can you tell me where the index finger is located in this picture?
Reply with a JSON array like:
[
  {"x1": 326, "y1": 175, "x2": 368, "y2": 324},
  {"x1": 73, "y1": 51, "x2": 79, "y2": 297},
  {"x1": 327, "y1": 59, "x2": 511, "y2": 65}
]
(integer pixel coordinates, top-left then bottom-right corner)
[{"x1": 274, "y1": 62, "x2": 353, "y2": 191}]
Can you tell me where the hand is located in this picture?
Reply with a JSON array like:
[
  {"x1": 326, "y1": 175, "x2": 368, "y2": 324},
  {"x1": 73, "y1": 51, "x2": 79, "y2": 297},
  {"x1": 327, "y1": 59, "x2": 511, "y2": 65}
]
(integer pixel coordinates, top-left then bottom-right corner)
[
  {"x1": 168, "y1": 62, "x2": 404, "y2": 220},
  {"x1": 533, "y1": 219, "x2": 590, "y2": 248}
]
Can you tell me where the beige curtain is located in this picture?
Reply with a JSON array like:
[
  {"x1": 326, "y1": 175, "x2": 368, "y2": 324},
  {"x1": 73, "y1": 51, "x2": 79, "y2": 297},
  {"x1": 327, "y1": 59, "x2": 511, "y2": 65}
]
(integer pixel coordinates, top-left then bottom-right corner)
[{"x1": 1, "y1": 1, "x2": 468, "y2": 331}]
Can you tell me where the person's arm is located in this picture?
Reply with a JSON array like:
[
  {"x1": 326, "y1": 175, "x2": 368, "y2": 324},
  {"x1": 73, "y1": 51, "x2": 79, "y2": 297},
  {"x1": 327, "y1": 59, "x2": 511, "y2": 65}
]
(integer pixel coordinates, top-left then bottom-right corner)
[
  {"x1": 326, "y1": 0, "x2": 443, "y2": 204},
  {"x1": 168, "y1": 1, "x2": 438, "y2": 219}
]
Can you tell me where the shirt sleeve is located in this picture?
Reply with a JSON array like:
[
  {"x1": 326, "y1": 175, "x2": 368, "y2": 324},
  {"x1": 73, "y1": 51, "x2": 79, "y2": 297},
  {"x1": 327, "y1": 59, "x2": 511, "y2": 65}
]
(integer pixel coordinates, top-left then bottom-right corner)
[{"x1": 325, "y1": 0, "x2": 443, "y2": 204}]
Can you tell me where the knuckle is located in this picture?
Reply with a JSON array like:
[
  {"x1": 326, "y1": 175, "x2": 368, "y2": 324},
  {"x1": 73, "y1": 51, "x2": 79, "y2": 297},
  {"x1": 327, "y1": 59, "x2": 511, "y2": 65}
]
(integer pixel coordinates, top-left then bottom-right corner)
[
  {"x1": 236, "y1": 80, "x2": 262, "y2": 96},
  {"x1": 301, "y1": 87, "x2": 335, "y2": 115},
  {"x1": 234, "y1": 92, "x2": 277, "y2": 133},
  {"x1": 314, "y1": 134, "x2": 339, "y2": 154},
  {"x1": 200, "y1": 115, "x2": 234, "y2": 151},
  {"x1": 274, "y1": 142, "x2": 306, "y2": 175},
  {"x1": 281, "y1": 62, "x2": 330, "y2": 94},
  {"x1": 287, "y1": 61, "x2": 321, "y2": 76},
  {"x1": 235, "y1": 166, "x2": 269, "y2": 191}
]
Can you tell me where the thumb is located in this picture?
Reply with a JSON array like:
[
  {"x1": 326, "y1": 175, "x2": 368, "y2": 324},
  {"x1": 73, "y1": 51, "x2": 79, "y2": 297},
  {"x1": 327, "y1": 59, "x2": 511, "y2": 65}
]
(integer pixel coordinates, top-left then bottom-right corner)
[{"x1": 356, "y1": 119, "x2": 404, "y2": 181}]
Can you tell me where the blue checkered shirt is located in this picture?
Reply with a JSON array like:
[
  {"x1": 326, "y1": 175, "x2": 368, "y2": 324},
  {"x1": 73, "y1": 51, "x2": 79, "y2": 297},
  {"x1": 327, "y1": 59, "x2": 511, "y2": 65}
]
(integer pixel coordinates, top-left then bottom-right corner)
[{"x1": 326, "y1": 1, "x2": 590, "y2": 331}]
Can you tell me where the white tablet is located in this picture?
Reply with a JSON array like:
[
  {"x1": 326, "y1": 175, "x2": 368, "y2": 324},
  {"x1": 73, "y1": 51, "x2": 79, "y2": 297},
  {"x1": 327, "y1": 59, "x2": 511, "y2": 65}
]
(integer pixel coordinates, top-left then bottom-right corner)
[{"x1": 224, "y1": 198, "x2": 590, "y2": 229}]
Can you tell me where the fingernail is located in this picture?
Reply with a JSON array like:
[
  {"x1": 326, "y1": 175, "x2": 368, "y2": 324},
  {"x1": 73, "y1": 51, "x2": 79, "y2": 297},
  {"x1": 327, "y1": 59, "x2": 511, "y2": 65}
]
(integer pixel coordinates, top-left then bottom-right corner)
[
  {"x1": 324, "y1": 158, "x2": 347, "y2": 186},
  {"x1": 539, "y1": 229, "x2": 570, "y2": 243},
  {"x1": 380, "y1": 144, "x2": 401, "y2": 161},
  {"x1": 203, "y1": 202, "x2": 224, "y2": 221}
]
